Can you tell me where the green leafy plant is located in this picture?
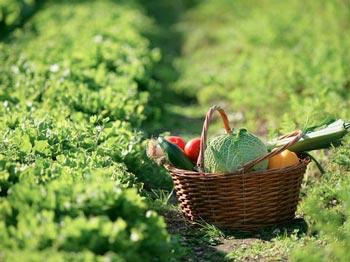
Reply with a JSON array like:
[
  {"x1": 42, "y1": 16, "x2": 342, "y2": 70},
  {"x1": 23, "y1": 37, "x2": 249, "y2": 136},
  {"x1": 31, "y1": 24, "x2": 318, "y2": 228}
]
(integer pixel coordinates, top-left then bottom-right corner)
[
  {"x1": 290, "y1": 137, "x2": 350, "y2": 261},
  {"x1": 0, "y1": 175, "x2": 180, "y2": 261},
  {"x1": 0, "y1": 0, "x2": 181, "y2": 260}
]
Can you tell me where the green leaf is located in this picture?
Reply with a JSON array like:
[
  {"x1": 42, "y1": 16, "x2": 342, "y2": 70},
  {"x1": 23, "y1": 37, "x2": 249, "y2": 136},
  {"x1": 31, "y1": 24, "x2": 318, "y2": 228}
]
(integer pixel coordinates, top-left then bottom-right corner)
[
  {"x1": 33, "y1": 140, "x2": 51, "y2": 156},
  {"x1": 19, "y1": 134, "x2": 32, "y2": 154}
]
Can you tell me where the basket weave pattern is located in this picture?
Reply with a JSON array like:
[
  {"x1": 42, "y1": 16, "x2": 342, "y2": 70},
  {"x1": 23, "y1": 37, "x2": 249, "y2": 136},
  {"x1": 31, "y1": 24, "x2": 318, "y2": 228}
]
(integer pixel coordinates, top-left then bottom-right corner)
[
  {"x1": 166, "y1": 105, "x2": 310, "y2": 231},
  {"x1": 168, "y1": 160, "x2": 308, "y2": 230}
]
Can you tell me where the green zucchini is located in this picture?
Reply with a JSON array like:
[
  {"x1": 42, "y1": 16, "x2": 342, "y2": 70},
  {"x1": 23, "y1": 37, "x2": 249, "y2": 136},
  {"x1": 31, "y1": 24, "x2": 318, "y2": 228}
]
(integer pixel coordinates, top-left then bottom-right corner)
[{"x1": 157, "y1": 137, "x2": 195, "y2": 170}]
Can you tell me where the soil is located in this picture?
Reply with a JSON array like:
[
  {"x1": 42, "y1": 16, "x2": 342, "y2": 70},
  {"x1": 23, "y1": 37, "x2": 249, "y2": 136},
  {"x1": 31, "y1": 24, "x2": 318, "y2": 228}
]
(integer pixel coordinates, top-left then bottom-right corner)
[
  {"x1": 161, "y1": 206, "x2": 308, "y2": 262},
  {"x1": 162, "y1": 208, "x2": 227, "y2": 262}
]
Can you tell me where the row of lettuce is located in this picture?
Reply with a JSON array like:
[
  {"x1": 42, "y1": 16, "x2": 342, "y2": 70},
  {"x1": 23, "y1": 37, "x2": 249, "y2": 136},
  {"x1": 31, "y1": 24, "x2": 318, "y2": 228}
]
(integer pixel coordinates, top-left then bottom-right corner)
[
  {"x1": 0, "y1": 0, "x2": 180, "y2": 261},
  {"x1": 175, "y1": 0, "x2": 350, "y2": 133},
  {"x1": 174, "y1": 0, "x2": 350, "y2": 261}
]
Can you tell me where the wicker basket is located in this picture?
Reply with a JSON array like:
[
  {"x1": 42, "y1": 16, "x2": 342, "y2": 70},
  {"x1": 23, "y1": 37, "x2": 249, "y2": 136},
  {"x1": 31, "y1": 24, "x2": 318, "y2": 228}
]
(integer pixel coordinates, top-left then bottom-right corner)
[{"x1": 165, "y1": 105, "x2": 310, "y2": 231}]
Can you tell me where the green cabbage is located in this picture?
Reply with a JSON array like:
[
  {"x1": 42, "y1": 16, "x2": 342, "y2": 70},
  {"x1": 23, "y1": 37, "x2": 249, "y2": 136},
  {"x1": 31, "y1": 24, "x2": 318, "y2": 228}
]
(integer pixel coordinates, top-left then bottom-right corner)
[{"x1": 204, "y1": 128, "x2": 268, "y2": 173}]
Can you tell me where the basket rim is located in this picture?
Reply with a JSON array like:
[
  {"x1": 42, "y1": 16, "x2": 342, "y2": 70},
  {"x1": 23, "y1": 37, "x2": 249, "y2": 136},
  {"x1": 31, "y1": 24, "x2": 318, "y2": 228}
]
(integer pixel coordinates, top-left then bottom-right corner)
[{"x1": 165, "y1": 155, "x2": 310, "y2": 178}]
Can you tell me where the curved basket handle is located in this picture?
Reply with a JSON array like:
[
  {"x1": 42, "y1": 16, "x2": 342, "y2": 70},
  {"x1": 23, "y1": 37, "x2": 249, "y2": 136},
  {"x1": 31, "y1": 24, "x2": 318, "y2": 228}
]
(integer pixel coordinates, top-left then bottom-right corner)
[
  {"x1": 197, "y1": 105, "x2": 232, "y2": 173},
  {"x1": 196, "y1": 105, "x2": 303, "y2": 173}
]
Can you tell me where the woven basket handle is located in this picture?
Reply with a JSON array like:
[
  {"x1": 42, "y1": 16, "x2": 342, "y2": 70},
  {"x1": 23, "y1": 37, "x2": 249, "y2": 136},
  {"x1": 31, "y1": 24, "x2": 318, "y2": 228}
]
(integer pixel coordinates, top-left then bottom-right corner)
[{"x1": 196, "y1": 105, "x2": 303, "y2": 173}]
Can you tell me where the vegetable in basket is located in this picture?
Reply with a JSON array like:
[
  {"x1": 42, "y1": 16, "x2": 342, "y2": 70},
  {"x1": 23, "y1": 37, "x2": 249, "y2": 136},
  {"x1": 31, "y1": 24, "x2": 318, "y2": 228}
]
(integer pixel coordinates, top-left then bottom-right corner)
[
  {"x1": 265, "y1": 119, "x2": 350, "y2": 153},
  {"x1": 267, "y1": 149, "x2": 299, "y2": 169},
  {"x1": 167, "y1": 136, "x2": 186, "y2": 150},
  {"x1": 147, "y1": 137, "x2": 195, "y2": 170},
  {"x1": 147, "y1": 105, "x2": 349, "y2": 174},
  {"x1": 204, "y1": 128, "x2": 268, "y2": 173},
  {"x1": 265, "y1": 119, "x2": 350, "y2": 172},
  {"x1": 184, "y1": 138, "x2": 201, "y2": 163}
]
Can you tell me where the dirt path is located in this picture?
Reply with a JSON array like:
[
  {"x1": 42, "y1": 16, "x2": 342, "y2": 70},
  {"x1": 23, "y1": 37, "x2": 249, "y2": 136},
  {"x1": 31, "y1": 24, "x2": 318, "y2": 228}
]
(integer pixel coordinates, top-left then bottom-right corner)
[{"x1": 161, "y1": 206, "x2": 308, "y2": 261}]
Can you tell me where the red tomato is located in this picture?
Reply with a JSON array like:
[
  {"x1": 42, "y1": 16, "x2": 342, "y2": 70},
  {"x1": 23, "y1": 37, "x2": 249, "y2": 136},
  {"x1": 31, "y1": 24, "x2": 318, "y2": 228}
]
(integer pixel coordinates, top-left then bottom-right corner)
[
  {"x1": 184, "y1": 138, "x2": 201, "y2": 162},
  {"x1": 167, "y1": 136, "x2": 186, "y2": 150}
]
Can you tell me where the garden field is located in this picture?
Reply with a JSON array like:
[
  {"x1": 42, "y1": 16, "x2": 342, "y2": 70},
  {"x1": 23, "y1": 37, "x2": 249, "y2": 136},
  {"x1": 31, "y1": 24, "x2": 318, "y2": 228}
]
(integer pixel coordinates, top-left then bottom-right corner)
[{"x1": 1, "y1": 0, "x2": 350, "y2": 261}]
